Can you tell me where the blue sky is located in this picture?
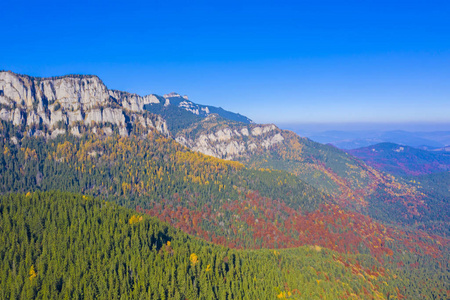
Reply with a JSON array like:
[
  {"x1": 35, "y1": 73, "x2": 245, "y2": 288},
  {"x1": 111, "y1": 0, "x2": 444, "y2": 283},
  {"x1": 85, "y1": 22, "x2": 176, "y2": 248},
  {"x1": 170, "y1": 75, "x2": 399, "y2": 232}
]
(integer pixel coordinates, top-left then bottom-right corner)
[{"x1": 2, "y1": 0, "x2": 450, "y2": 130}]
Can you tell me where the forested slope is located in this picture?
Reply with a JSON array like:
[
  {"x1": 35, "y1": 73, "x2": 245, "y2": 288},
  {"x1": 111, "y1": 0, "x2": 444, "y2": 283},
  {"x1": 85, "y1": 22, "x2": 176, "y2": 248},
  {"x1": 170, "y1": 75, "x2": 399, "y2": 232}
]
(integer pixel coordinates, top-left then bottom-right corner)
[
  {"x1": 0, "y1": 122, "x2": 327, "y2": 249},
  {"x1": 1, "y1": 191, "x2": 409, "y2": 300},
  {"x1": 174, "y1": 117, "x2": 448, "y2": 235},
  {"x1": 242, "y1": 131, "x2": 449, "y2": 236},
  {"x1": 1, "y1": 126, "x2": 449, "y2": 299}
]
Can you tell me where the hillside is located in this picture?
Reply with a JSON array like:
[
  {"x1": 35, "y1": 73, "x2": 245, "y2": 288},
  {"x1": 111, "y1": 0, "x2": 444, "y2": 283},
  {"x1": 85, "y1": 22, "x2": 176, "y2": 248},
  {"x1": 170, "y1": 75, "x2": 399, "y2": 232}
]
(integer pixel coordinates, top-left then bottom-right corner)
[
  {"x1": 175, "y1": 117, "x2": 449, "y2": 235},
  {"x1": 1, "y1": 131, "x2": 449, "y2": 298},
  {"x1": 0, "y1": 124, "x2": 328, "y2": 248},
  {"x1": 3, "y1": 191, "x2": 413, "y2": 299},
  {"x1": 347, "y1": 142, "x2": 450, "y2": 177}
]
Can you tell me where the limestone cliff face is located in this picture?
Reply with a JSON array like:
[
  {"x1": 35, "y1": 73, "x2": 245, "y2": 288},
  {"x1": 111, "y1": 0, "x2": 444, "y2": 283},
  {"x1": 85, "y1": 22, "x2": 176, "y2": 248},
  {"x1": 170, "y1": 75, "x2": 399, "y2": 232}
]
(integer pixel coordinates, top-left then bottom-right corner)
[
  {"x1": 0, "y1": 70, "x2": 282, "y2": 160},
  {"x1": 0, "y1": 71, "x2": 168, "y2": 138},
  {"x1": 175, "y1": 115, "x2": 284, "y2": 160}
]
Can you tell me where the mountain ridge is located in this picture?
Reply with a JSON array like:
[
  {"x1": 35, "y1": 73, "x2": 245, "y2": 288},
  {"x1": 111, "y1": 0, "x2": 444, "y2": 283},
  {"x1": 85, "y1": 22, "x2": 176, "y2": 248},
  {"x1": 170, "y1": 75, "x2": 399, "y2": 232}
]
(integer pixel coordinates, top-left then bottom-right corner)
[
  {"x1": 299, "y1": 129, "x2": 450, "y2": 149},
  {"x1": 0, "y1": 71, "x2": 250, "y2": 140}
]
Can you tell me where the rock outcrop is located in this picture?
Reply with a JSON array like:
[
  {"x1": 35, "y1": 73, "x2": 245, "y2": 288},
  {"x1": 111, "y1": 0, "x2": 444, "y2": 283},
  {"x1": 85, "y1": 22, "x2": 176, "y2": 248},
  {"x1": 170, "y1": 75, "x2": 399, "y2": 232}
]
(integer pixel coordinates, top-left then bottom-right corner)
[
  {"x1": 175, "y1": 118, "x2": 284, "y2": 160},
  {"x1": 0, "y1": 71, "x2": 168, "y2": 138}
]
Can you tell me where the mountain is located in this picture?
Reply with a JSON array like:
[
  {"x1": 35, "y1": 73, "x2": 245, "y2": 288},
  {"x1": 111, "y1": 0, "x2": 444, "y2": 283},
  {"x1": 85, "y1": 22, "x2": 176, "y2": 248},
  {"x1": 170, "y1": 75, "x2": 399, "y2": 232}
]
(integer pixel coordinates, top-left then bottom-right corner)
[
  {"x1": 2, "y1": 71, "x2": 447, "y2": 235},
  {"x1": 174, "y1": 116, "x2": 449, "y2": 235},
  {"x1": 143, "y1": 92, "x2": 251, "y2": 135},
  {"x1": 2, "y1": 70, "x2": 448, "y2": 236},
  {"x1": 348, "y1": 142, "x2": 450, "y2": 177},
  {"x1": 0, "y1": 71, "x2": 249, "y2": 140},
  {"x1": 300, "y1": 130, "x2": 450, "y2": 149}
]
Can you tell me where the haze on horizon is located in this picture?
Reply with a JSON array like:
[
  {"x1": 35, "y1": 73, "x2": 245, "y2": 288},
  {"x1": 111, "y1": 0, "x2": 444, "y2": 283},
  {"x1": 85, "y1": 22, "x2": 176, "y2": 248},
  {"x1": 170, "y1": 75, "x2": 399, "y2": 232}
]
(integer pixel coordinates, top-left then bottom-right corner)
[{"x1": 2, "y1": 0, "x2": 449, "y2": 131}]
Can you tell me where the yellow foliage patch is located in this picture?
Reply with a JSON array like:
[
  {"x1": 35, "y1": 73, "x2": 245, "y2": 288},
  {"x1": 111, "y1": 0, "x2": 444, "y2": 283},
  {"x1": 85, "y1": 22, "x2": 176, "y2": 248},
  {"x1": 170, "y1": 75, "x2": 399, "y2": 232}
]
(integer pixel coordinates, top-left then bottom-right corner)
[
  {"x1": 128, "y1": 215, "x2": 143, "y2": 224},
  {"x1": 29, "y1": 265, "x2": 37, "y2": 281},
  {"x1": 190, "y1": 253, "x2": 199, "y2": 266}
]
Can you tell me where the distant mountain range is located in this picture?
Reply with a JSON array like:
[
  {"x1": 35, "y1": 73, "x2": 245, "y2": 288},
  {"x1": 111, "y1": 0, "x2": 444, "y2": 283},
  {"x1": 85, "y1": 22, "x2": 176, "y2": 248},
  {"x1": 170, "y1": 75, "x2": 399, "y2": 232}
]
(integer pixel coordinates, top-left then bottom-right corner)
[
  {"x1": 299, "y1": 130, "x2": 450, "y2": 150},
  {"x1": 348, "y1": 142, "x2": 450, "y2": 177}
]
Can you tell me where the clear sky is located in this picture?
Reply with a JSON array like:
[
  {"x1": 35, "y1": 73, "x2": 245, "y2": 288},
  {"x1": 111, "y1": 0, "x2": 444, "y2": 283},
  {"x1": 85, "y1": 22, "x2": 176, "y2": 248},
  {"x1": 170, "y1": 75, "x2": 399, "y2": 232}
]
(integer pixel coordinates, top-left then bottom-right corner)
[{"x1": 2, "y1": 0, "x2": 449, "y2": 130}]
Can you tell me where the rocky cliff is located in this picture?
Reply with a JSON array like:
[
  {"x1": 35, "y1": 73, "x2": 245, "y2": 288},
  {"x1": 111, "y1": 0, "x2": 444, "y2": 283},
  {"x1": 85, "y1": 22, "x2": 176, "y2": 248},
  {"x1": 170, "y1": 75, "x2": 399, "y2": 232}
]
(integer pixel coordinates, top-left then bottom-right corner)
[
  {"x1": 175, "y1": 115, "x2": 284, "y2": 160},
  {"x1": 0, "y1": 71, "x2": 168, "y2": 139},
  {"x1": 0, "y1": 70, "x2": 280, "y2": 159}
]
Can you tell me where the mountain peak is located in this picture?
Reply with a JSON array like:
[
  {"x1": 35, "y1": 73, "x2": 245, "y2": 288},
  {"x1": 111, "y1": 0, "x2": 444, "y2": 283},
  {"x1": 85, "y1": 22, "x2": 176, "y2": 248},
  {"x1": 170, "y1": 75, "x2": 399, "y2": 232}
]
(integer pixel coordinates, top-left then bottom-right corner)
[{"x1": 163, "y1": 92, "x2": 188, "y2": 100}]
